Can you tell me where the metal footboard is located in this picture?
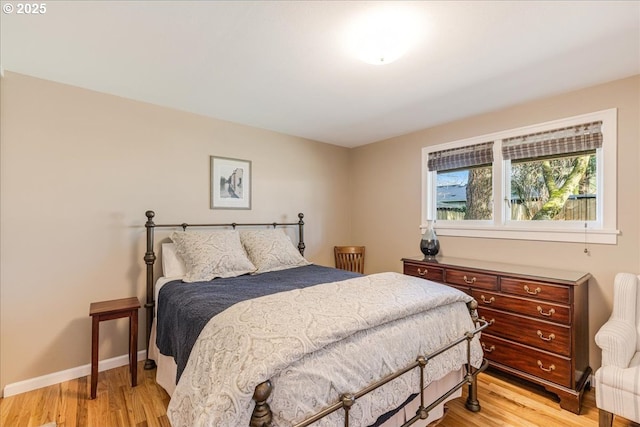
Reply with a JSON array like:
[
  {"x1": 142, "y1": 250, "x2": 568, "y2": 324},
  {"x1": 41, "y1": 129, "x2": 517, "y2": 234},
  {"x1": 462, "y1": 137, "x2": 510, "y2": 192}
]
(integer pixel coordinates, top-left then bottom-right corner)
[{"x1": 250, "y1": 300, "x2": 490, "y2": 427}]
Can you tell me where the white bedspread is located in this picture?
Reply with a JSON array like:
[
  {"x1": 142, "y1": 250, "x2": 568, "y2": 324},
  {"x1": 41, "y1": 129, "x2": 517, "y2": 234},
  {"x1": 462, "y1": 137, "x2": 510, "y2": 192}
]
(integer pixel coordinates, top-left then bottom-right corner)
[{"x1": 167, "y1": 272, "x2": 483, "y2": 427}]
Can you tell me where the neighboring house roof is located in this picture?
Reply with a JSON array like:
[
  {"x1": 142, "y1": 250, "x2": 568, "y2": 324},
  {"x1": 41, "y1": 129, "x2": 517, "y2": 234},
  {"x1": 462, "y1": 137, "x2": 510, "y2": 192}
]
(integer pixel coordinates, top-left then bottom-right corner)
[{"x1": 437, "y1": 185, "x2": 466, "y2": 209}]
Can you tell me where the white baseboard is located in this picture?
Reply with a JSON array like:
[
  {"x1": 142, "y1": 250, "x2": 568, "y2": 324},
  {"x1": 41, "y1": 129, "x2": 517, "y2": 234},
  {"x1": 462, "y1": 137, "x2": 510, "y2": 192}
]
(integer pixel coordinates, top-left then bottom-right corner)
[{"x1": 2, "y1": 350, "x2": 147, "y2": 398}]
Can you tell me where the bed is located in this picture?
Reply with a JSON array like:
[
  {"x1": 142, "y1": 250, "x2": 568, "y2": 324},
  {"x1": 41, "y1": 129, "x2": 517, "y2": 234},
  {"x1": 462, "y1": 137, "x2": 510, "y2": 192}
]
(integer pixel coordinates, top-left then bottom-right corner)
[{"x1": 142, "y1": 211, "x2": 488, "y2": 427}]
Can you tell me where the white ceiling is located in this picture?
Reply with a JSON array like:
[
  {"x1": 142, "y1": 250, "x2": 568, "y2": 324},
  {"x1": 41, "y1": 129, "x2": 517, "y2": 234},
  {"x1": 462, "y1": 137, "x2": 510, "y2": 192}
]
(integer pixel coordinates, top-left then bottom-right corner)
[{"x1": 2, "y1": 1, "x2": 639, "y2": 147}]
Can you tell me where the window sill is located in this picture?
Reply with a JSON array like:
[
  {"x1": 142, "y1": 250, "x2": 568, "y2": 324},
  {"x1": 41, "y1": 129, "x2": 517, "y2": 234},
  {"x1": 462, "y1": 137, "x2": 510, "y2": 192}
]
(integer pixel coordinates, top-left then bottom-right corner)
[{"x1": 434, "y1": 225, "x2": 619, "y2": 245}]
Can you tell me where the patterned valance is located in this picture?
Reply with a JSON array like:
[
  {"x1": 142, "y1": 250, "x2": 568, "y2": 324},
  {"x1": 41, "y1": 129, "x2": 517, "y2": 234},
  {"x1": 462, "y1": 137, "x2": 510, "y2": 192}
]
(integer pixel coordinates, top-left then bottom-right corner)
[
  {"x1": 427, "y1": 141, "x2": 494, "y2": 172},
  {"x1": 502, "y1": 121, "x2": 602, "y2": 161}
]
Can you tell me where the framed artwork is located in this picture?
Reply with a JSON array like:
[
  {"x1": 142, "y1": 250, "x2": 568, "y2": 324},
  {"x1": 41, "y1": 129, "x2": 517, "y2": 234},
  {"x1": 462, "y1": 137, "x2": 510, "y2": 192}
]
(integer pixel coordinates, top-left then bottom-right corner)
[{"x1": 210, "y1": 156, "x2": 252, "y2": 209}]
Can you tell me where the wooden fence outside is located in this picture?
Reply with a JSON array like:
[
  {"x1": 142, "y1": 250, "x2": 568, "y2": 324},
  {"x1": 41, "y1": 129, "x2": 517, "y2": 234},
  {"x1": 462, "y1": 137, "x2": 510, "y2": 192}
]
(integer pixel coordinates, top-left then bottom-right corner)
[{"x1": 437, "y1": 197, "x2": 596, "y2": 221}]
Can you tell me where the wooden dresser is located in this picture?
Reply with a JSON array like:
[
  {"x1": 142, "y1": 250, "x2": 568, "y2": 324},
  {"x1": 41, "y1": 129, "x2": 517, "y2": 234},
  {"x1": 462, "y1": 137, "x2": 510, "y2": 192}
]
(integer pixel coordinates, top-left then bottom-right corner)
[{"x1": 402, "y1": 256, "x2": 591, "y2": 414}]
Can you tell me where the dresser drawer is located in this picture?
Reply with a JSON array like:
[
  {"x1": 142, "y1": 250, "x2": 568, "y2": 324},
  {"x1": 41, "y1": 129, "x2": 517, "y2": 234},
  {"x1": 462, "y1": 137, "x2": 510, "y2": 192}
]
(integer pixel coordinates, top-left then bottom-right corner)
[
  {"x1": 501, "y1": 278, "x2": 570, "y2": 304},
  {"x1": 472, "y1": 290, "x2": 571, "y2": 325},
  {"x1": 403, "y1": 262, "x2": 444, "y2": 282},
  {"x1": 445, "y1": 268, "x2": 498, "y2": 290},
  {"x1": 480, "y1": 334, "x2": 572, "y2": 388},
  {"x1": 477, "y1": 307, "x2": 570, "y2": 356},
  {"x1": 449, "y1": 285, "x2": 471, "y2": 296}
]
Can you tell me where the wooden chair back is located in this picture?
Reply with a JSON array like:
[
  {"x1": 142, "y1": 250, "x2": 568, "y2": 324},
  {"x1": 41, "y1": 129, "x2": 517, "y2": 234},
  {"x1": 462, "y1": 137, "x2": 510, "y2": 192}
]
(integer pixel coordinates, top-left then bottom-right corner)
[{"x1": 334, "y1": 246, "x2": 365, "y2": 274}]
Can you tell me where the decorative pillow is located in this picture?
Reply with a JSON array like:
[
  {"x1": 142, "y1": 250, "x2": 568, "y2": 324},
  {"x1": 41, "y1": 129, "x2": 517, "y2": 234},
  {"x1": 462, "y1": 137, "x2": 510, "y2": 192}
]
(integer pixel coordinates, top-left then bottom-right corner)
[
  {"x1": 161, "y1": 243, "x2": 187, "y2": 278},
  {"x1": 170, "y1": 230, "x2": 256, "y2": 282},
  {"x1": 240, "y1": 229, "x2": 311, "y2": 274}
]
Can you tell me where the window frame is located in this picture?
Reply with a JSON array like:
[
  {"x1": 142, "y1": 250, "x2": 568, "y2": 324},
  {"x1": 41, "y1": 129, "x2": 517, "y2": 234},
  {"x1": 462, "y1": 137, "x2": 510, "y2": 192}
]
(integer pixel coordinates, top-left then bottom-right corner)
[{"x1": 421, "y1": 109, "x2": 618, "y2": 244}]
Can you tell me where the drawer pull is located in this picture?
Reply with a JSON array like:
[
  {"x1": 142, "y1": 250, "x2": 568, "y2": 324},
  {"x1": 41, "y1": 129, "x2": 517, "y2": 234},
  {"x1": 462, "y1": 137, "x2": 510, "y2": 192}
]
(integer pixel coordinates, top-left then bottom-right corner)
[
  {"x1": 480, "y1": 316, "x2": 495, "y2": 325},
  {"x1": 480, "y1": 295, "x2": 495, "y2": 304},
  {"x1": 537, "y1": 306, "x2": 555, "y2": 317},
  {"x1": 463, "y1": 275, "x2": 476, "y2": 284},
  {"x1": 536, "y1": 330, "x2": 556, "y2": 342},
  {"x1": 524, "y1": 285, "x2": 542, "y2": 295},
  {"x1": 481, "y1": 343, "x2": 495, "y2": 353},
  {"x1": 537, "y1": 360, "x2": 556, "y2": 372},
  {"x1": 417, "y1": 268, "x2": 428, "y2": 276}
]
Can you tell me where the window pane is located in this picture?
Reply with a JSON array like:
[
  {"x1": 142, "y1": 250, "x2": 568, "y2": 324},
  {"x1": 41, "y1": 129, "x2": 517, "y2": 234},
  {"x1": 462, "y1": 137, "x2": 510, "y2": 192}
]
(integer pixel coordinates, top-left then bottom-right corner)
[
  {"x1": 509, "y1": 153, "x2": 596, "y2": 221},
  {"x1": 436, "y1": 166, "x2": 492, "y2": 220}
]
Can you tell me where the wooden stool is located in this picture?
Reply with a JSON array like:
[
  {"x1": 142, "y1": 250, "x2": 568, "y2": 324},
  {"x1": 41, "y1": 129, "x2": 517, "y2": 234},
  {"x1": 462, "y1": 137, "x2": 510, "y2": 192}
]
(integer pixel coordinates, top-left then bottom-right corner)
[{"x1": 89, "y1": 296, "x2": 140, "y2": 399}]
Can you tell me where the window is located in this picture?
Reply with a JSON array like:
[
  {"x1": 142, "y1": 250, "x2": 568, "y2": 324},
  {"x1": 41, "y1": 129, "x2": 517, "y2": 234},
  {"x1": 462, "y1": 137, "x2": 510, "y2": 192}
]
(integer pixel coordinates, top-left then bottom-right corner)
[
  {"x1": 428, "y1": 142, "x2": 494, "y2": 221},
  {"x1": 437, "y1": 166, "x2": 492, "y2": 220},
  {"x1": 422, "y1": 109, "x2": 618, "y2": 244},
  {"x1": 503, "y1": 121, "x2": 601, "y2": 223},
  {"x1": 508, "y1": 152, "x2": 596, "y2": 221}
]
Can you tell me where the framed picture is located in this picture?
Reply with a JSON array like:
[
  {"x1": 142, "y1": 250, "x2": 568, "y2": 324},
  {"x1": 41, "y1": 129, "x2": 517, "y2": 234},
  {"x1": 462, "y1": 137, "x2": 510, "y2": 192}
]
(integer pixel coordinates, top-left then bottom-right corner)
[{"x1": 210, "y1": 156, "x2": 252, "y2": 209}]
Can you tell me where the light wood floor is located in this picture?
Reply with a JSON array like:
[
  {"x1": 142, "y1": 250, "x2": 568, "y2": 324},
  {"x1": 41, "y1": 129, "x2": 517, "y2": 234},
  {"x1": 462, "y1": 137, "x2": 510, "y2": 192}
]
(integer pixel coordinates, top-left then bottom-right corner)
[
  {"x1": 1, "y1": 363, "x2": 638, "y2": 427},
  {"x1": 439, "y1": 369, "x2": 638, "y2": 427}
]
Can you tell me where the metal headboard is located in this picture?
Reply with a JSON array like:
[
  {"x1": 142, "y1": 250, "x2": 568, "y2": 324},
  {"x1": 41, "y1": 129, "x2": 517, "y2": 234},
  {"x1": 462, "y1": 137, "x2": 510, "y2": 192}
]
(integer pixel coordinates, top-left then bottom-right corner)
[{"x1": 142, "y1": 210, "x2": 305, "y2": 369}]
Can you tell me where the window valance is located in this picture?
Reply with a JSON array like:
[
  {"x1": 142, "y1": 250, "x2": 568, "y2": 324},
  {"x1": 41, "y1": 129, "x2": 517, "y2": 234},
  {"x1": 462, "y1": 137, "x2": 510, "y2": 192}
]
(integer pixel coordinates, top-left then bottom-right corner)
[
  {"x1": 427, "y1": 141, "x2": 494, "y2": 172},
  {"x1": 502, "y1": 121, "x2": 602, "y2": 161}
]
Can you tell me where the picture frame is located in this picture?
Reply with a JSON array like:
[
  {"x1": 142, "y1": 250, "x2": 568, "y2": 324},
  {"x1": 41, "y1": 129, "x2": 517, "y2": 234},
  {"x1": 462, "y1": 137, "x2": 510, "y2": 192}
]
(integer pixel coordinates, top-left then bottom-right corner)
[{"x1": 210, "y1": 156, "x2": 252, "y2": 209}]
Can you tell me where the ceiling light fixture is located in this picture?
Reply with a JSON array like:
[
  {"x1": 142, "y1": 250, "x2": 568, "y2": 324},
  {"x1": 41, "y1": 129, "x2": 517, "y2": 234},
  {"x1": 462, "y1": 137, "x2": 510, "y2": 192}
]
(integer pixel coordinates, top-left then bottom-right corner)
[{"x1": 346, "y1": 7, "x2": 419, "y2": 66}]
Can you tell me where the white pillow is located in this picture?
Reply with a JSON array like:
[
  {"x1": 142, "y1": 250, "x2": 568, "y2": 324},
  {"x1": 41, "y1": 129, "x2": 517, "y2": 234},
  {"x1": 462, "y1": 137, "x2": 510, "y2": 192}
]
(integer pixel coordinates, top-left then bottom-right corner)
[
  {"x1": 161, "y1": 243, "x2": 187, "y2": 278},
  {"x1": 240, "y1": 229, "x2": 311, "y2": 274},
  {"x1": 170, "y1": 230, "x2": 256, "y2": 283}
]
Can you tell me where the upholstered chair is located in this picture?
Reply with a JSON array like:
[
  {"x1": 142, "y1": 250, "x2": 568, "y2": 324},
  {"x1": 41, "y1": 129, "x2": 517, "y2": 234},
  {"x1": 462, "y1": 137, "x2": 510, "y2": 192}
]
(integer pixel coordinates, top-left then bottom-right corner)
[{"x1": 594, "y1": 272, "x2": 640, "y2": 427}]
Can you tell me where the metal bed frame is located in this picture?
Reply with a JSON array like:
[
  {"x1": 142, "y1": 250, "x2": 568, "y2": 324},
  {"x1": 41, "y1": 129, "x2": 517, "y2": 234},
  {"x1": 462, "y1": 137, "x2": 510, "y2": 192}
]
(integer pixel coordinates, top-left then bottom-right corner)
[{"x1": 143, "y1": 210, "x2": 488, "y2": 427}]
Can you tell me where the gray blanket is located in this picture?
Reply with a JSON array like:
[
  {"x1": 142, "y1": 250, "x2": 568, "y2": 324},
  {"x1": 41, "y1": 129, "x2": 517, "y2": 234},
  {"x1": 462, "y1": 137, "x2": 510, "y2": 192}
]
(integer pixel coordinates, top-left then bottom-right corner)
[{"x1": 156, "y1": 264, "x2": 361, "y2": 381}]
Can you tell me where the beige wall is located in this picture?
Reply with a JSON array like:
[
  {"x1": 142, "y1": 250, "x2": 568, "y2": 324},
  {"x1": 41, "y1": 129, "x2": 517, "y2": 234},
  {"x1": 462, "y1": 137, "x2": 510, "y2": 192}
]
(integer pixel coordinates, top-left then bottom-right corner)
[
  {"x1": 0, "y1": 72, "x2": 351, "y2": 393},
  {"x1": 350, "y1": 75, "x2": 640, "y2": 371}
]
